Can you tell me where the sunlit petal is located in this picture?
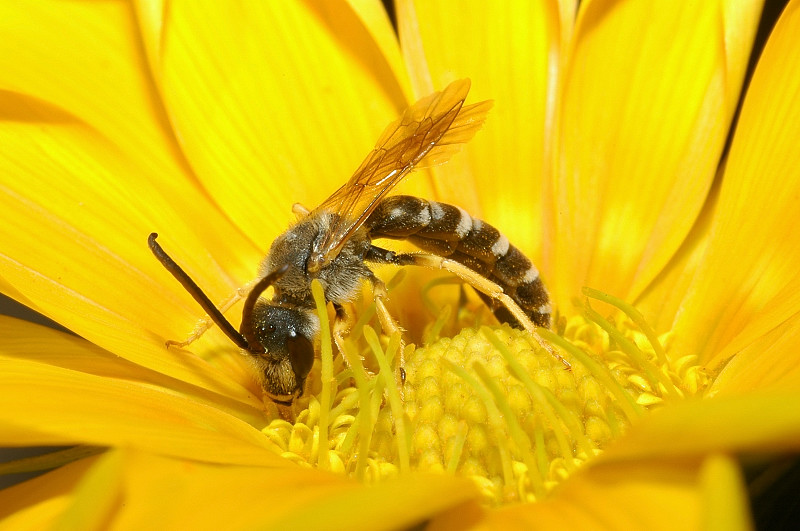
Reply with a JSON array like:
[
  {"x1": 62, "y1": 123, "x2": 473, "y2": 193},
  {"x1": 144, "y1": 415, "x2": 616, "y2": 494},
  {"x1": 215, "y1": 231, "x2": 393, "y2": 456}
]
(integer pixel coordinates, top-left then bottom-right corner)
[
  {"x1": 550, "y1": 0, "x2": 761, "y2": 309},
  {"x1": 0, "y1": 1, "x2": 170, "y2": 163},
  {"x1": 674, "y1": 0, "x2": 800, "y2": 364},
  {"x1": 0, "y1": 3, "x2": 248, "y2": 269},
  {"x1": 634, "y1": 174, "x2": 718, "y2": 331},
  {"x1": 51, "y1": 451, "x2": 122, "y2": 531},
  {"x1": 431, "y1": 459, "x2": 703, "y2": 530},
  {"x1": 0, "y1": 115, "x2": 262, "y2": 401},
  {"x1": 709, "y1": 311, "x2": 800, "y2": 395},
  {"x1": 602, "y1": 392, "x2": 800, "y2": 461},
  {"x1": 0, "y1": 358, "x2": 284, "y2": 465},
  {"x1": 110, "y1": 451, "x2": 477, "y2": 530},
  {"x1": 397, "y1": 0, "x2": 574, "y2": 262},
  {"x1": 157, "y1": 1, "x2": 407, "y2": 242},
  {"x1": 268, "y1": 472, "x2": 478, "y2": 530},
  {"x1": 0, "y1": 316, "x2": 266, "y2": 423},
  {"x1": 346, "y1": 0, "x2": 412, "y2": 94}
]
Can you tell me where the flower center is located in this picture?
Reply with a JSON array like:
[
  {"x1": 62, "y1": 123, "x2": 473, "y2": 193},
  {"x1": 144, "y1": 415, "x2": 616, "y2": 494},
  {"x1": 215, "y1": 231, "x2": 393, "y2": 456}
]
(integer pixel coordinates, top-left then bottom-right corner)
[{"x1": 260, "y1": 286, "x2": 710, "y2": 506}]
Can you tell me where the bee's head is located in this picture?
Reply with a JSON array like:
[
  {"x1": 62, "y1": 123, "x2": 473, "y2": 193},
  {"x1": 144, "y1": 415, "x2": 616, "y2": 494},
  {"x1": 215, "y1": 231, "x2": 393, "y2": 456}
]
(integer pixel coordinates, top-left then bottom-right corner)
[
  {"x1": 243, "y1": 301, "x2": 317, "y2": 404},
  {"x1": 147, "y1": 235, "x2": 316, "y2": 408},
  {"x1": 236, "y1": 265, "x2": 318, "y2": 404}
]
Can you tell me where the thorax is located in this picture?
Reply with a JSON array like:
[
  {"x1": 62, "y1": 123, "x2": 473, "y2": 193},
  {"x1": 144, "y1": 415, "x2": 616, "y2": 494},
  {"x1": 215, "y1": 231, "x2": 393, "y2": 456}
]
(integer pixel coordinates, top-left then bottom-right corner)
[{"x1": 259, "y1": 211, "x2": 372, "y2": 307}]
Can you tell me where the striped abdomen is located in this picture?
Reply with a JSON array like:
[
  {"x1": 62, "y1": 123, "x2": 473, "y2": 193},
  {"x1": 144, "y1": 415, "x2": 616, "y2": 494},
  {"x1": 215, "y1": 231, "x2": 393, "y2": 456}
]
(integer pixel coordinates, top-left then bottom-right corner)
[{"x1": 366, "y1": 195, "x2": 550, "y2": 328}]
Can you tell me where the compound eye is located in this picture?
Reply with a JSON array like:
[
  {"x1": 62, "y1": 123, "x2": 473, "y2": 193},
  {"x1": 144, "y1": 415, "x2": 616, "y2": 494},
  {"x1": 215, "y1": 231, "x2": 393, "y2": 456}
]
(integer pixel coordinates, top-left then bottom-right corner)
[{"x1": 287, "y1": 334, "x2": 314, "y2": 381}]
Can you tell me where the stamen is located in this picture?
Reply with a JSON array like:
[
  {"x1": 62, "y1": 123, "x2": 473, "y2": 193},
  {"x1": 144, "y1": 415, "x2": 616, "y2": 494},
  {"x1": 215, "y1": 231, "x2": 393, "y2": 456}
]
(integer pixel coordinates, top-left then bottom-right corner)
[
  {"x1": 346, "y1": 354, "x2": 372, "y2": 481},
  {"x1": 364, "y1": 327, "x2": 410, "y2": 473},
  {"x1": 537, "y1": 328, "x2": 644, "y2": 421},
  {"x1": 482, "y1": 327, "x2": 596, "y2": 461},
  {"x1": 473, "y1": 361, "x2": 546, "y2": 500},
  {"x1": 583, "y1": 287, "x2": 668, "y2": 365},
  {"x1": 311, "y1": 280, "x2": 334, "y2": 471},
  {"x1": 258, "y1": 285, "x2": 710, "y2": 506},
  {"x1": 443, "y1": 359, "x2": 519, "y2": 501},
  {"x1": 584, "y1": 304, "x2": 682, "y2": 401},
  {"x1": 445, "y1": 421, "x2": 468, "y2": 474}
]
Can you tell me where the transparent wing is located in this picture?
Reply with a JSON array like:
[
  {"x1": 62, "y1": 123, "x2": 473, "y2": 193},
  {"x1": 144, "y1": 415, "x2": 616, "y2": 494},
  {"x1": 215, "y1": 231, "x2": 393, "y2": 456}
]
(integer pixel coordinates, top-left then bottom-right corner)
[{"x1": 307, "y1": 78, "x2": 493, "y2": 270}]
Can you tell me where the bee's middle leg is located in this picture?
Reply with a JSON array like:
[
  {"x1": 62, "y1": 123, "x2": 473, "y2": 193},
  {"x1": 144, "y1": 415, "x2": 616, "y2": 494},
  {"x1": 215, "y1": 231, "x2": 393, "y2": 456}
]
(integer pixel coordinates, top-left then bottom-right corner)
[
  {"x1": 368, "y1": 276, "x2": 406, "y2": 394},
  {"x1": 331, "y1": 302, "x2": 355, "y2": 362}
]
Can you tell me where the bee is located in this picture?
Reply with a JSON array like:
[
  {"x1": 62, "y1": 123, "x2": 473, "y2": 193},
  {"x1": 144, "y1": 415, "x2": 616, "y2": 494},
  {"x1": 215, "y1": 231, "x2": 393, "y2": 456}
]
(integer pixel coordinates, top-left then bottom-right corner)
[{"x1": 149, "y1": 79, "x2": 567, "y2": 413}]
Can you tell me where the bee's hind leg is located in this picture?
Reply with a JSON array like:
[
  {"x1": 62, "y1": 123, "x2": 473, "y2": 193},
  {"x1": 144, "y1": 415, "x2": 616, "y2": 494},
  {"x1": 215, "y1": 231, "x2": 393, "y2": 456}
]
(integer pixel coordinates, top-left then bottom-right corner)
[{"x1": 393, "y1": 252, "x2": 571, "y2": 370}]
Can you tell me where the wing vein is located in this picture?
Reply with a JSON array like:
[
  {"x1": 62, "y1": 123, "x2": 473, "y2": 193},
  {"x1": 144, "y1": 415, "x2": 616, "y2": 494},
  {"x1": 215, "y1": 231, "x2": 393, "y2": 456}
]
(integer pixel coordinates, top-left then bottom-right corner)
[{"x1": 307, "y1": 79, "x2": 493, "y2": 270}]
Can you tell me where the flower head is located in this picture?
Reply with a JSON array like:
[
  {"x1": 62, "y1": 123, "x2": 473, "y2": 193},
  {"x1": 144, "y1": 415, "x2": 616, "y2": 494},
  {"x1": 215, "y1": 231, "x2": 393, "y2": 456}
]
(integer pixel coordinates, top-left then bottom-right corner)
[{"x1": 2, "y1": 0, "x2": 800, "y2": 528}]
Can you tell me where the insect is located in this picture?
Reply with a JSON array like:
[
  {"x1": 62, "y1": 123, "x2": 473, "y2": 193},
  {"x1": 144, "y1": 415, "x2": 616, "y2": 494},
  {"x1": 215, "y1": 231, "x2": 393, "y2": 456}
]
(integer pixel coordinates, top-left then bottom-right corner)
[{"x1": 149, "y1": 79, "x2": 566, "y2": 412}]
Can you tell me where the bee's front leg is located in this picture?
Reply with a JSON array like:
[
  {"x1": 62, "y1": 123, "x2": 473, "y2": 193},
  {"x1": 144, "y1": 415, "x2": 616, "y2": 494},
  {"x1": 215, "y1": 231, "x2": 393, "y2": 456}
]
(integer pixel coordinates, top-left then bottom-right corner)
[{"x1": 167, "y1": 280, "x2": 258, "y2": 349}]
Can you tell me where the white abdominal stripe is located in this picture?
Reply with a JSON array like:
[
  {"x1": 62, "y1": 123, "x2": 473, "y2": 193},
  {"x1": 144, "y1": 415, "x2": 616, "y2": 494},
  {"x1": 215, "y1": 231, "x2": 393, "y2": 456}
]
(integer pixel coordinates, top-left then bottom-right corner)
[{"x1": 367, "y1": 195, "x2": 551, "y2": 328}]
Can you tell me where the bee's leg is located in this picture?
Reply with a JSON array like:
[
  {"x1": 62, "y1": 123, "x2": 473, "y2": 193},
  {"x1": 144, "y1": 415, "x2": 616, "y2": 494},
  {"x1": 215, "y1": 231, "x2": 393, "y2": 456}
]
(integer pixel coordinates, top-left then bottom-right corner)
[
  {"x1": 367, "y1": 275, "x2": 406, "y2": 396},
  {"x1": 331, "y1": 302, "x2": 354, "y2": 364},
  {"x1": 394, "y1": 252, "x2": 571, "y2": 370},
  {"x1": 332, "y1": 296, "x2": 404, "y2": 388},
  {"x1": 167, "y1": 279, "x2": 258, "y2": 348},
  {"x1": 273, "y1": 402, "x2": 296, "y2": 423},
  {"x1": 292, "y1": 203, "x2": 310, "y2": 218}
]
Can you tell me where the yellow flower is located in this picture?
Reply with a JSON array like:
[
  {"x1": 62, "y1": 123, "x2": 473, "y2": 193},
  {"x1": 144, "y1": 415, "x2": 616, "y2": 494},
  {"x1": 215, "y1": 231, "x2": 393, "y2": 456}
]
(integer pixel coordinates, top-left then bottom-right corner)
[{"x1": 1, "y1": 1, "x2": 800, "y2": 529}]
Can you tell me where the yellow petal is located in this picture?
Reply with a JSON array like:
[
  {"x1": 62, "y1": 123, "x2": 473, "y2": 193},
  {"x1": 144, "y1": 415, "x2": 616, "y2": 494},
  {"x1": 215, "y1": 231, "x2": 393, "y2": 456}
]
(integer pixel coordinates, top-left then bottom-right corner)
[
  {"x1": 50, "y1": 451, "x2": 122, "y2": 531},
  {"x1": 674, "y1": 0, "x2": 800, "y2": 364},
  {"x1": 131, "y1": 0, "x2": 166, "y2": 81},
  {"x1": 0, "y1": 455, "x2": 97, "y2": 531},
  {"x1": 0, "y1": 446, "x2": 103, "y2": 477},
  {"x1": 112, "y1": 451, "x2": 477, "y2": 530},
  {"x1": 0, "y1": 116, "x2": 262, "y2": 402},
  {"x1": 0, "y1": 3, "x2": 247, "y2": 261},
  {"x1": 0, "y1": 1, "x2": 168, "y2": 163},
  {"x1": 710, "y1": 310, "x2": 800, "y2": 395},
  {"x1": 550, "y1": 0, "x2": 761, "y2": 309},
  {"x1": 602, "y1": 392, "x2": 800, "y2": 462},
  {"x1": 634, "y1": 175, "x2": 717, "y2": 331},
  {"x1": 0, "y1": 0, "x2": 258, "y2": 270},
  {"x1": 397, "y1": 0, "x2": 573, "y2": 262},
  {"x1": 345, "y1": 0, "x2": 412, "y2": 95},
  {"x1": 0, "y1": 358, "x2": 285, "y2": 466},
  {"x1": 431, "y1": 459, "x2": 703, "y2": 530},
  {"x1": 270, "y1": 473, "x2": 477, "y2": 530},
  {"x1": 700, "y1": 454, "x2": 753, "y2": 531},
  {"x1": 0, "y1": 316, "x2": 266, "y2": 424},
  {"x1": 0, "y1": 1, "x2": 268, "y2": 398},
  {"x1": 431, "y1": 455, "x2": 750, "y2": 530},
  {"x1": 158, "y1": 1, "x2": 407, "y2": 242}
]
